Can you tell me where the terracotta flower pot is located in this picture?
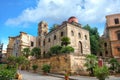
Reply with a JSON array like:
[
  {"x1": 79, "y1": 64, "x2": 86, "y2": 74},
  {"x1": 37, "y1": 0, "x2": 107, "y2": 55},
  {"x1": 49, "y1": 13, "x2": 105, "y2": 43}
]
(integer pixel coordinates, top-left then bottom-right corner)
[{"x1": 65, "y1": 76, "x2": 69, "y2": 80}]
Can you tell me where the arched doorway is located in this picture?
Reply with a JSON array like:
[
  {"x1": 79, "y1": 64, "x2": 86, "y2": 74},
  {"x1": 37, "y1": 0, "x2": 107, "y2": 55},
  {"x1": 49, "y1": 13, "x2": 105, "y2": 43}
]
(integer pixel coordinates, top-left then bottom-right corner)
[{"x1": 78, "y1": 41, "x2": 83, "y2": 54}]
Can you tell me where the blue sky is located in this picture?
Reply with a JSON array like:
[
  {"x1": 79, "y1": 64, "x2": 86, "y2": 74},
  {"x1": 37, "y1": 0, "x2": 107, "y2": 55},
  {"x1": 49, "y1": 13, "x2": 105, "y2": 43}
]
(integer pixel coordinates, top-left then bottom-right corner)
[{"x1": 0, "y1": 0, "x2": 120, "y2": 50}]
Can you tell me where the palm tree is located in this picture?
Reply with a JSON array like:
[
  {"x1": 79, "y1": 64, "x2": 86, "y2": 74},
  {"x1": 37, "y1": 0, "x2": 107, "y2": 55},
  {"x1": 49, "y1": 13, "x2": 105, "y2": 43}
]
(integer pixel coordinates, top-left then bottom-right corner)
[
  {"x1": 31, "y1": 47, "x2": 41, "y2": 59},
  {"x1": 61, "y1": 37, "x2": 70, "y2": 46},
  {"x1": 49, "y1": 24, "x2": 58, "y2": 32},
  {"x1": 22, "y1": 48, "x2": 30, "y2": 58},
  {"x1": 84, "y1": 54, "x2": 97, "y2": 76}
]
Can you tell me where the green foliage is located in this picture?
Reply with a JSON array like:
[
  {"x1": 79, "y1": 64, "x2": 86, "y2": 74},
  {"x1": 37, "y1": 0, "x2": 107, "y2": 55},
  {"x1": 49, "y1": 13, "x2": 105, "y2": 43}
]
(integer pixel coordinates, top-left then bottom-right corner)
[
  {"x1": 31, "y1": 47, "x2": 41, "y2": 59},
  {"x1": 0, "y1": 64, "x2": 17, "y2": 80},
  {"x1": 50, "y1": 45, "x2": 62, "y2": 55},
  {"x1": 7, "y1": 56, "x2": 16, "y2": 65},
  {"x1": 22, "y1": 48, "x2": 30, "y2": 58},
  {"x1": 49, "y1": 24, "x2": 59, "y2": 32},
  {"x1": 7, "y1": 56, "x2": 29, "y2": 69},
  {"x1": 94, "y1": 66, "x2": 109, "y2": 80},
  {"x1": 84, "y1": 54, "x2": 97, "y2": 76},
  {"x1": 61, "y1": 46, "x2": 74, "y2": 53},
  {"x1": 109, "y1": 58, "x2": 119, "y2": 71},
  {"x1": 83, "y1": 24, "x2": 100, "y2": 55},
  {"x1": 42, "y1": 64, "x2": 51, "y2": 73},
  {"x1": 61, "y1": 37, "x2": 70, "y2": 46},
  {"x1": 15, "y1": 56, "x2": 26, "y2": 65},
  {"x1": 32, "y1": 64, "x2": 38, "y2": 71}
]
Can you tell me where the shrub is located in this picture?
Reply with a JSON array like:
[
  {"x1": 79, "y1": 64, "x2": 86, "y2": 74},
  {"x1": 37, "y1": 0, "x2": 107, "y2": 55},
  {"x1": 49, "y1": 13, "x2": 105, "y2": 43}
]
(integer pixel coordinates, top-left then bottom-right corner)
[
  {"x1": 0, "y1": 64, "x2": 17, "y2": 80},
  {"x1": 94, "y1": 66, "x2": 109, "y2": 80},
  {"x1": 61, "y1": 46, "x2": 74, "y2": 53},
  {"x1": 32, "y1": 64, "x2": 38, "y2": 71},
  {"x1": 42, "y1": 64, "x2": 51, "y2": 73}
]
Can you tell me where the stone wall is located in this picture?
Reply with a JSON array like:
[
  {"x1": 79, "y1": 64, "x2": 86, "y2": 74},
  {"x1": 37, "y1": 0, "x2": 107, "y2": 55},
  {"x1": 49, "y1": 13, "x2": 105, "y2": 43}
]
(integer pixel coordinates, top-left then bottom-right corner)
[{"x1": 30, "y1": 54, "x2": 87, "y2": 74}]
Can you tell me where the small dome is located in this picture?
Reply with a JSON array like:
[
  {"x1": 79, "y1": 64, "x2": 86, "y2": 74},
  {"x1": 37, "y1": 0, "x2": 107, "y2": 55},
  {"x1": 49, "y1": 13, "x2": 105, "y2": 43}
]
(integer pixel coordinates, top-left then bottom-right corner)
[{"x1": 68, "y1": 16, "x2": 78, "y2": 23}]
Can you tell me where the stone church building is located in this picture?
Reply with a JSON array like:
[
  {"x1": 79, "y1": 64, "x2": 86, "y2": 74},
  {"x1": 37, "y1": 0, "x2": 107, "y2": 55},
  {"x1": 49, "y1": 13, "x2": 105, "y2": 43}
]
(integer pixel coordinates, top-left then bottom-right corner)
[{"x1": 36, "y1": 16, "x2": 90, "y2": 56}]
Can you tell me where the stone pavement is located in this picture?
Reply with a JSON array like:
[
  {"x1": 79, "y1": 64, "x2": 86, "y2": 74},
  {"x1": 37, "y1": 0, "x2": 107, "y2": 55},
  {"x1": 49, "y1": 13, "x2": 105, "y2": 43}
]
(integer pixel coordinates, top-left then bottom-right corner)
[{"x1": 19, "y1": 70, "x2": 120, "y2": 80}]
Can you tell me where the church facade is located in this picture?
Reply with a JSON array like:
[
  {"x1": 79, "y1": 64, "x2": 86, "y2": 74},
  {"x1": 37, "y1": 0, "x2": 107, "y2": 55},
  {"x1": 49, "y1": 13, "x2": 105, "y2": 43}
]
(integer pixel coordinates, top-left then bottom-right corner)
[{"x1": 36, "y1": 17, "x2": 90, "y2": 57}]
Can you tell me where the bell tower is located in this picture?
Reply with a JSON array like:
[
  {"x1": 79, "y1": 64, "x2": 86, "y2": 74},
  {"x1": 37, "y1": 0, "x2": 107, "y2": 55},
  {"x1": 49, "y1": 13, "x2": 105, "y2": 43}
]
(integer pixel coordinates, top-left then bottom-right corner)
[
  {"x1": 38, "y1": 21, "x2": 48, "y2": 36},
  {"x1": 37, "y1": 21, "x2": 48, "y2": 56}
]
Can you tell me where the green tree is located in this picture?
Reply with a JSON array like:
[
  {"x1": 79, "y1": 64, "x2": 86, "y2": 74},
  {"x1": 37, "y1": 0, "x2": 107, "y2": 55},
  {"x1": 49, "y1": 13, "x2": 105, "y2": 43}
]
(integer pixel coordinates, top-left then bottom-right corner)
[
  {"x1": 61, "y1": 46, "x2": 74, "y2": 53},
  {"x1": 31, "y1": 47, "x2": 41, "y2": 59},
  {"x1": 109, "y1": 58, "x2": 119, "y2": 71},
  {"x1": 94, "y1": 65, "x2": 109, "y2": 80},
  {"x1": 61, "y1": 37, "x2": 70, "y2": 46},
  {"x1": 22, "y1": 48, "x2": 30, "y2": 58},
  {"x1": 83, "y1": 24, "x2": 100, "y2": 55},
  {"x1": 84, "y1": 54, "x2": 97, "y2": 76},
  {"x1": 7, "y1": 56, "x2": 16, "y2": 65},
  {"x1": 50, "y1": 45, "x2": 62, "y2": 55}
]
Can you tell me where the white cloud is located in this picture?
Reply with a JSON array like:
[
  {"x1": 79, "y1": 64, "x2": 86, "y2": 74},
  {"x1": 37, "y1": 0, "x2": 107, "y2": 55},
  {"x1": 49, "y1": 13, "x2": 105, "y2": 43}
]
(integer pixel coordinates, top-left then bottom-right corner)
[{"x1": 5, "y1": 0, "x2": 120, "y2": 26}]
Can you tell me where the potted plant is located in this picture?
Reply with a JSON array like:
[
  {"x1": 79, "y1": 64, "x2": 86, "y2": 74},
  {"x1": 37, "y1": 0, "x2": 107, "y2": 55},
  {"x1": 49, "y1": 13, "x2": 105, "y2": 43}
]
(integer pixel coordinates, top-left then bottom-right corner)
[
  {"x1": 32, "y1": 64, "x2": 38, "y2": 72},
  {"x1": 42, "y1": 64, "x2": 51, "y2": 75},
  {"x1": 64, "y1": 73, "x2": 69, "y2": 80},
  {"x1": 94, "y1": 65, "x2": 109, "y2": 80}
]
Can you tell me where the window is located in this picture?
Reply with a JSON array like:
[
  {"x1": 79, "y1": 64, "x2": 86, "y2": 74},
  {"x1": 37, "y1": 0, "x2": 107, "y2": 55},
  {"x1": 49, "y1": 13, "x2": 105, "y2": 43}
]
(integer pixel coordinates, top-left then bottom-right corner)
[
  {"x1": 117, "y1": 33, "x2": 120, "y2": 40},
  {"x1": 79, "y1": 41, "x2": 83, "y2": 54},
  {"x1": 99, "y1": 52, "x2": 103, "y2": 56},
  {"x1": 114, "y1": 18, "x2": 119, "y2": 24},
  {"x1": 44, "y1": 32, "x2": 47, "y2": 35},
  {"x1": 117, "y1": 47, "x2": 120, "y2": 52},
  {"x1": 31, "y1": 41, "x2": 34, "y2": 47},
  {"x1": 61, "y1": 32, "x2": 64, "y2": 37},
  {"x1": 85, "y1": 35, "x2": 87, "y2": 40},
  {"x1": 104, "y1": 43, "x2": 107, "y2": 47},
  {"x1": 105, "y1": 51, "x2": 108, "y2": 56},
  {"x1": 54, "y1": 35, "x2": 56, "y2": 40},
  {"x1": 39, "y1": 39, "x2": 40, "y2": 46},
  {"x1": 78, "y1": 33, "x2": 81, "y2": 38},
  {"x1": 71, "y1": 31, "x2": 74, "y2": 36},
  {"x1": 48, "y1": 38, "x2": 50, "y2": 42},
  {"x1": 43, "y1": 40, "x2": 45, "y2": 46},
  {"x1": 44, "y1": 24, "x2": 47, "y2": 28}
]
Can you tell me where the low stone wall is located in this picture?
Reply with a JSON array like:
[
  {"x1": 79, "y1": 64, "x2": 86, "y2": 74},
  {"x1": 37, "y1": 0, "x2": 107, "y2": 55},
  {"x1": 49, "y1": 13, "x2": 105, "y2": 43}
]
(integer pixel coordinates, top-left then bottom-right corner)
[
  {"x1": 30, "y1": 54, "x2": 88, "y2": 75},
  {"x1": 30, "y1": 54, "x2": 71, "y2": 74}
]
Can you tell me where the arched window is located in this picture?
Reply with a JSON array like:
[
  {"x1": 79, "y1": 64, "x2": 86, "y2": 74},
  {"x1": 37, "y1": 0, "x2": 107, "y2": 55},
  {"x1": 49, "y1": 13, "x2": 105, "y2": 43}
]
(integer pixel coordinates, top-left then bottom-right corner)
[
  {"x1": 104, "y1": 43, "x2": 107, "y2": 47},
  {"x1": 71, "y1": 30, "x2": 74, "y2": 36},
  {"x1": 117, "y1": 32, "x2": 120, "y2": 40},
  {"x1": 100, "y1": 52, "x2": 103, "y2": 56},
  {"x1": 44, "y1": 32, "x2": 47, "y2": 35},
  {"x1": 85, "y1": 35, "x2": 87, "y2": 40},
  {"x1": 48, "y1": 38, "x2": 50, "y2": 42},
  {"x1": 79, "y1": 41, "x2": 83, "y2": 54},
  {"x1": 43, "y1": 51, "x2": 46, "y2": 58},
  {"x1": 105, "y1": 51, "x2": 108, "y2": 56},
  {"x1": 54, "y1": 35, "x2": 56, "y2": 40},
  {"x1": 61, "y1": 32, "x2": 64, "y2": 37},
  {"x1": 38, "y1": 39, "x2": 40, "y2": 46},
  {"x1": 43, "y1": 39, "x2": 45, "y2": 46},
  {"x1": 78, "y1": 33, "x2": 81, "y2": 38},
  {"x1": 114, "y1": 18, "x2": 119, "y2": 24}
]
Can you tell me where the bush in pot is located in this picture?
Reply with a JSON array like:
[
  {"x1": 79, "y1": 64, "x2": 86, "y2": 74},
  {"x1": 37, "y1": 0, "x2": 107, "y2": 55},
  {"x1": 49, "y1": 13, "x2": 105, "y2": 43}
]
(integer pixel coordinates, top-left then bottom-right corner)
[
  {"x1": 42, "y1": 64, "x2": 51, "y2": 74},
  {"x1": 32, "y1": 64, "x2": 38, "y2": 72},
  {"x1": 94, "y1": 65, "x2": 109, "y2": 80}
]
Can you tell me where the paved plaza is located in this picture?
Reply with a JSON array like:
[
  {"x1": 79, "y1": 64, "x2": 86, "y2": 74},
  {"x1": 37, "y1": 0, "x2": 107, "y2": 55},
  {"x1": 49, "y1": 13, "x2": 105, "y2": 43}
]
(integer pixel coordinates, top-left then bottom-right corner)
[{"x1": 19, "y1": 70, "x2": 120, "y2": 80}]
